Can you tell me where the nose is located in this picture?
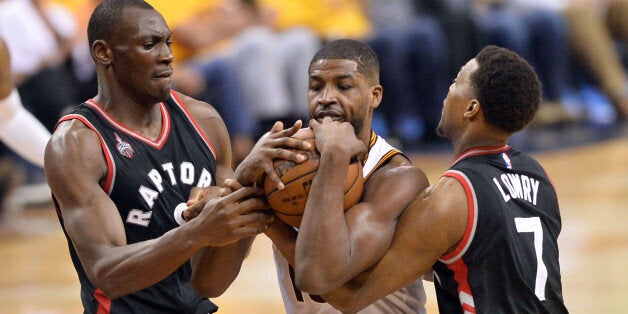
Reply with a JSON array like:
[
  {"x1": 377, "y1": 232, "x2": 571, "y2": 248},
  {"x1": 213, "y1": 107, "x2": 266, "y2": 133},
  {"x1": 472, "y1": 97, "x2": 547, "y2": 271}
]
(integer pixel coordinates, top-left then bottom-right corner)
[
  {"x1": 158, "y1": 43, "x2": 174, "y2": 64},
  {"x1": 317, "y1": 87, "x2": 337, "y2": 106}
]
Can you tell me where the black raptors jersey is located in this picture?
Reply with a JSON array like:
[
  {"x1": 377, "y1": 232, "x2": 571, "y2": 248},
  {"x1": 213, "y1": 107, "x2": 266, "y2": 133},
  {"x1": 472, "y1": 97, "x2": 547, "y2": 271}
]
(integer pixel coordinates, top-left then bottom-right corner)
[
  {"x1": 432, "y1": 145, "x2": 568, "y2": 313},
  {"x1": 53, "y1": 91, "x2": 218, "y2": 313}
]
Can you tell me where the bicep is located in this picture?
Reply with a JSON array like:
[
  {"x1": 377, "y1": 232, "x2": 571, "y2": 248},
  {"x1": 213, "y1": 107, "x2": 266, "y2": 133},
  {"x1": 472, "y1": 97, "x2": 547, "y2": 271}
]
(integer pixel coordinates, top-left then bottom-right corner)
[
  {"x1": 344, "y1": 165, "x2": 428, "y2": 267},
  {"x1": 45, "y1": 122, "x2": 127, "y2": 268}
]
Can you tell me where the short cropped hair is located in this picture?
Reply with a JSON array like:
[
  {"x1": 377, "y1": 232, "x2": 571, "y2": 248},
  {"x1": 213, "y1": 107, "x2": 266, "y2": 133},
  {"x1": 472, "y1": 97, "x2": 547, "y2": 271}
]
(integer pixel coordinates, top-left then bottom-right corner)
[
  {"x1": 309, "y1": 39, "x2": 380, "y2": 83},
  {"x1": 87, "y1": 0, "x2": 155, "y2": 47},
  {"x1": 471, "y1": 45, "x2": 541, "y2": 133}
]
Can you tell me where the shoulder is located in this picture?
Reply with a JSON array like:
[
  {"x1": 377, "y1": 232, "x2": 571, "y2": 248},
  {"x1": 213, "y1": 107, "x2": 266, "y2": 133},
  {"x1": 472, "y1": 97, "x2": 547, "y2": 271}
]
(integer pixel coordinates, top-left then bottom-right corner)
[
  {"x1": 361, "y1": 153, "x2": 429, "y2": 211},
  {"x1": 414, "y1": 175, "x2": 469, "y2": 253},
  {"x1": 172, "y1": 91, "x2": 225, "y2": 137},
  {"x1": 367, "y1": 153, "x2": 428, "y2": 191},
  {"x1": 173, "y1": 91, "x2": 222, "y2": 119},
  {"x1": 171, "y1": 91, "x2": 232, "y2": 167},
  {"x1": 46, "y1": 118, "x2": 107, "y2": 181}
]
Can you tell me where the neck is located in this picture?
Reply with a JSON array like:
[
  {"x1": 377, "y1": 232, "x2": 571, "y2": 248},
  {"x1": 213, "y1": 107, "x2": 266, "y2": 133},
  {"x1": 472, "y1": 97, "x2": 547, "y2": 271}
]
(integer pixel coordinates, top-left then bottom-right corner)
[
  {"x1": 451, "y1": 127, "x2": 510, "y2": 159},
  {"x1": 93, "y1": 87, "x2": 164, "y2": 140}
]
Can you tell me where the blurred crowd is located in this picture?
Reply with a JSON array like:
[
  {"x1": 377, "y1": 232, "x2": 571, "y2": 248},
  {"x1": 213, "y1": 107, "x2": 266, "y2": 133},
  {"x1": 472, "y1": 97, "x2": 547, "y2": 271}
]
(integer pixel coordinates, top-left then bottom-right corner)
[{"x1": 0, "y1": 0, "x2": 627, "y2": 215}]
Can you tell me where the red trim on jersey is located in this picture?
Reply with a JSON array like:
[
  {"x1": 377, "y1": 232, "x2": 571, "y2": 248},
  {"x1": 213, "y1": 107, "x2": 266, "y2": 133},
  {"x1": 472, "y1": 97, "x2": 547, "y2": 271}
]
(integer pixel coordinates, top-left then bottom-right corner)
[
  {"x1": 170, "y1": 91, "x2": 217, "y2": 158},
  {"x1": 440, "y1": 170, "x2": 477, "y2": 262},
  {"x1": 453, "y1": 145, "x2": 510, "y2": 165},
  {"x1": 94, "y1": 288, "x2": 112, "y2": 313},
  {"x1": 448, "y1": 258, "x2": 476, "y2": 313},
  {"x1": 84, "y1": 99, "x2": 171, "y2": 149},
  {"x1": 57, "y1": 114, "x2": 116, "y2": 194},
  {"x1": 440, "y1": 170, "x2": 478, "y2": 312}
]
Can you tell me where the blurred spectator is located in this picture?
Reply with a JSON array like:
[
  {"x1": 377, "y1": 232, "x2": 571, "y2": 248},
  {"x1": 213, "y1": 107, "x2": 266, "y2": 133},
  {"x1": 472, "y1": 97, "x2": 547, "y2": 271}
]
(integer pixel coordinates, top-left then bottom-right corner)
[
  {"x1": 0, "y1": 0, "x2": 80, "y2": 132},
  {"x1": 0, "y1": 37, "x2": 50, "y2": 168},
  {"x1": 363, "y1": 0, "x2": 450, "y2": 147},
  {"x1": 469, "y1": 0, "x2": 582, "y2": 126},
  {"x1": 0, "y1": 36, "x2": 51, "y2": 217},
  {"x1": 149, "y1": 0, "x2": 320, "y2": 165},
  {"x1": 563, "y1": 0, "x2": 628, "y2": 121}
]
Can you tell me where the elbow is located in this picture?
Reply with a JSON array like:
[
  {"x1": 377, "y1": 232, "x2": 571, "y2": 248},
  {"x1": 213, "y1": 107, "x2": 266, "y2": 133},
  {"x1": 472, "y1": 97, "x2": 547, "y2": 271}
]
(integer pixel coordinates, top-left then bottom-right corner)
[
  {"x1": 87, "y1": 265, "x2": 132, "y2": 300},
  {"x1": 191, "y1": 280, "x2": 230, "y2": 298},
  {"x1": 91, "y1": 279, "x2": 126, "y2": 300},
  {"x1": 294, "y1": 265, "x2": 337, "y2": 295},
  {"x1": 191, "y1": 270, "x2": 237, "y2": 298}
]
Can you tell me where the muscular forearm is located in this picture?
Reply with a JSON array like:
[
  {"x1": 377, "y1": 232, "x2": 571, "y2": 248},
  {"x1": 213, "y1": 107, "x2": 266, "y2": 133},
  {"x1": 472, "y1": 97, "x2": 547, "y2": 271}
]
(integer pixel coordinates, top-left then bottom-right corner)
[
  {"x1": 295, "y1": 151, "x2": 352, "y2": 294},
  {"x1": 190, "y1": 237, "x2": 254, "y2": 297},
  {"x1": 86, "y1": 224, "x2": 204, "y2": 299}
]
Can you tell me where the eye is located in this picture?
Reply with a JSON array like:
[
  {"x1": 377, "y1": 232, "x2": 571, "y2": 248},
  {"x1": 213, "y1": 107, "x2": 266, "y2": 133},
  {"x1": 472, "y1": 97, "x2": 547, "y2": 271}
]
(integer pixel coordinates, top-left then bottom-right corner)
[
  {"x1": 143, "y1": 42, "x2": 155, "y2": 49},
  {"x1": 338, "y1": 84, "x2": 352, "y2": 91},
  {"x1": 166, "y1": 39, "x2": 173, "y2": 47},
  {"x1": 309, "y1": 83, "x2": 322, "y2": 92}
]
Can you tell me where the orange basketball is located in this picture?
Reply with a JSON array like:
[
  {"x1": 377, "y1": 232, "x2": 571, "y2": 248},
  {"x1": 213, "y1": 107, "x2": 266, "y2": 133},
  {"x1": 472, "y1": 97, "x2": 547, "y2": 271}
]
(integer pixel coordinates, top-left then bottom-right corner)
[{"x1": 263, "y1": 128, "x2": 364, "y2": 228}]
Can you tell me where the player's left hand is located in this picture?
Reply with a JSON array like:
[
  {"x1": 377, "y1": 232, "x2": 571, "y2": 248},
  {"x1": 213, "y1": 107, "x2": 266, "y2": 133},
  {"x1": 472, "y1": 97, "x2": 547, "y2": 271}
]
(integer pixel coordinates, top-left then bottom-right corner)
[{"x1": 310, "y1": 117, "x2": 366, "y2": 161}]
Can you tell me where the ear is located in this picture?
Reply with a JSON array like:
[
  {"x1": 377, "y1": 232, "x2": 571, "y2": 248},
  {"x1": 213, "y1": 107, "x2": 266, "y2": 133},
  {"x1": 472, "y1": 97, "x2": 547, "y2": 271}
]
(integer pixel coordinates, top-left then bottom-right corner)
[
  {"x1": 464, "y1": 99, "x2": 482, "y2": 120},
  {"x1": 370, "y1": 84, "x2": 383, "y2": 109},
  {"x1": 91, "y1": 40, "x2": 112, "y2": 66}
]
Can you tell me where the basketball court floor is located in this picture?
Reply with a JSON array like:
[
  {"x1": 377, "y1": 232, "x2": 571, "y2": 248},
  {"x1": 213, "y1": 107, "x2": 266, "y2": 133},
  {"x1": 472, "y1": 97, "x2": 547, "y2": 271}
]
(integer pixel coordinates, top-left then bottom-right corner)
[{"x1": 0, "y1": 127, "x2": 626, "y2": 313}]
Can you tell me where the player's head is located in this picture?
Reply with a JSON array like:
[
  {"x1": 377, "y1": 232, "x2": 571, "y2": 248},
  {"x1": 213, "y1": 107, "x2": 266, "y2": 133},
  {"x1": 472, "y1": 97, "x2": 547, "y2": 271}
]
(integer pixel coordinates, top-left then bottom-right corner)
[
  {"x1": 307, "y1": 39, "x2": 382, "y2": 137},
  {"x1": 87, "y1": 0, "x2": 155, "y2": 47},
  {"x1": 88, "y1": 0, "x2": 173, "y2": 103},
  {"x1": 472, "y1": 45, "x2": 541, "y2": 132},
  {"x1": 437, "y1": 45, "x2": 541, "y2": 139}
]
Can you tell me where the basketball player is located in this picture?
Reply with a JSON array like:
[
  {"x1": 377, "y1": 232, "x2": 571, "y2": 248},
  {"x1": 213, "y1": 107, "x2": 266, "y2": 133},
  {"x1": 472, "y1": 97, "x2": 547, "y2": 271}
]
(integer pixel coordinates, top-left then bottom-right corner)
[
  {"x1": 322, "y1": 46, "x2": 569, "y2": 313},
  {"x1": 44, "y1": 1, "x2": 306, "y2": 312},
  {"x1": 0, "y1": 36, "x2": 50, "y2": 168},
  {"x1": 235, "y1": 39, "x2": 431, "y2": 313}
]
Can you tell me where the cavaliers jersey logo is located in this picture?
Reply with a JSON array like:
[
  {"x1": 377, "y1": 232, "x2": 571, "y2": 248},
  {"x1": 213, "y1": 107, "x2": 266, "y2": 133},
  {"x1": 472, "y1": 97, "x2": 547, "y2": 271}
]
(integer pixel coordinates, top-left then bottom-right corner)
[{"x1": 115, "y1": 133, "x2": 134, "y2": 159}]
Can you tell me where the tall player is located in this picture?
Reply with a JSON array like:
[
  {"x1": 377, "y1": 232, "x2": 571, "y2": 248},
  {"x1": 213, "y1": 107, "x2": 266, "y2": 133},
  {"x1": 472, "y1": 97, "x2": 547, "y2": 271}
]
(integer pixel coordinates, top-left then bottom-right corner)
[
  {"x1": 236, "y1": 39, "x2": 431, "y2": 313},
  {"x1": 323, "y1": 46, "x2": 569, "y2": 313},
  {"x1": 44, "y1": 1, "x2": 306, "y2": 312}
]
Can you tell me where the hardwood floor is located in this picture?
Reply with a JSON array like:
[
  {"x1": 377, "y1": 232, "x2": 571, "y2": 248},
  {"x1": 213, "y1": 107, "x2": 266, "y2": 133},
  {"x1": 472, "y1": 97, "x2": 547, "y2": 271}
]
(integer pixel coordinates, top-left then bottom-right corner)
[{"x1": 0, "y1": 136, "x2": 625, "y2": 313}]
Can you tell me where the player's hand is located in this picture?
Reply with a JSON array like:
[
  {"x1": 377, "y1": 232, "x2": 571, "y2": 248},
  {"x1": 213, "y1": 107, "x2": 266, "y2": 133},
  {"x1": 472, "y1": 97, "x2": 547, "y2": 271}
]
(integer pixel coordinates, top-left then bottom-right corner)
[
  {"x1": 309, "y1": 117, "x2": 366, "y2": 161},
  {"x1": 184, "y1": 186, "x2": 225, "y2": 222},
  {"x1": 234, "y1": 120, "x2": 313, "y2": 189},
  {"x1": 194, "y1": 186, "x2": 274, "y2": 247}
]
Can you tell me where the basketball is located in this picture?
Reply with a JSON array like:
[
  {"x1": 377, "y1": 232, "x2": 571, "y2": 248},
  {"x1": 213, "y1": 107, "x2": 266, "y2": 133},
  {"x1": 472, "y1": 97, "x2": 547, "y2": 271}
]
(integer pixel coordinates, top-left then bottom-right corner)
[{"x1": 263, "y1": 128, "x2": 364, "y2": 228}]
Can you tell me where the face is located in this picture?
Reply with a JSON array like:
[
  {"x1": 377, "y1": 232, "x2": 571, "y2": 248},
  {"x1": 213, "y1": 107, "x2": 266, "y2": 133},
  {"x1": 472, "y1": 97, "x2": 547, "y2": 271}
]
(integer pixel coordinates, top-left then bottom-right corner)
[
  {"x1": 109, "y1": 7, "x2": 173, "y2": 104},
  {"x1": 307, "y1": 59, "x2": 381, "y2": 135},
  {"x1": 436, "y1": 58, "x2": 478, "y2": 139}
]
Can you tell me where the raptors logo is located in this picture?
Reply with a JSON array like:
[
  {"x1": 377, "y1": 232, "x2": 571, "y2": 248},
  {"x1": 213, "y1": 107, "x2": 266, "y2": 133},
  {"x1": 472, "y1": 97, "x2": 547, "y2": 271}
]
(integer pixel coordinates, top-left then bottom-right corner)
[{"x1": 115, "y1": 132, "x2": 134, "y2": 159}]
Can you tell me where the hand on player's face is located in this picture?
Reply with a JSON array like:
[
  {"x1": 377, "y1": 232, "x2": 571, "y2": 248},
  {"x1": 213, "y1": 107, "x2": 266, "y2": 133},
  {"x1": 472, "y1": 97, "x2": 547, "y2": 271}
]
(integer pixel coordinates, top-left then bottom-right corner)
[
  {"x1": 310, "y1": 117, "x2": 366, "y2": 161},
  {"x1": 234, "y1": 120, "x2": 313, "y2": 189},
  {"x1": 195, "y1": 186, "x2": 274, "y2": 247}
]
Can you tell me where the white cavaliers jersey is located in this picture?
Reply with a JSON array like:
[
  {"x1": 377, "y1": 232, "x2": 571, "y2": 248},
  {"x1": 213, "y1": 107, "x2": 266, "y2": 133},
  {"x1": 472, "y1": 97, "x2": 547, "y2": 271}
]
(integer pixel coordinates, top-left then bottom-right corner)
[{"x1": 273, "y1": 131, "x2": 427, "y2": 314}]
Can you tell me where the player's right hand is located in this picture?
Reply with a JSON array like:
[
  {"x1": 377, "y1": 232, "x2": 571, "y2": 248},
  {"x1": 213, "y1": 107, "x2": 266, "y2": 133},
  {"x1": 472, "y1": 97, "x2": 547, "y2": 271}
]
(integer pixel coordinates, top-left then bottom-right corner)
[{"x1": 193, "y1": 186, "x2": 274, "y2": 247}]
